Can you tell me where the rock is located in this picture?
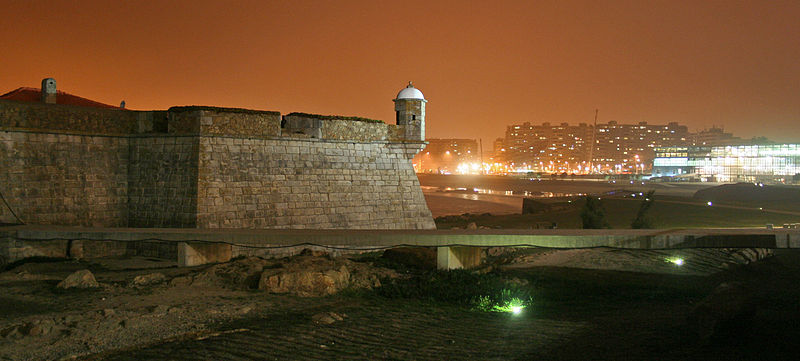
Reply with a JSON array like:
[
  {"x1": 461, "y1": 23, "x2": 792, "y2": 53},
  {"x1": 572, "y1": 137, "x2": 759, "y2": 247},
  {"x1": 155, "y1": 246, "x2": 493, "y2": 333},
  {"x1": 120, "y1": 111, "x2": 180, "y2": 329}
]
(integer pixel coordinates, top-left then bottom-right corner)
[
  {"x1": 57, "y1": 269, "x2": 99, "y2": 289},
  {"x1": 466, "y1": 222, "x2": 478, "y2": 230},
  {"x1": 487, "y1": 247, "x2": 510, "y2": 257},
  {"x1": 312, "y1": 312, "x2": 337, "y2": 325},
  {"x1": 19, "y1": 322, "x2": 43, "y2": 336},
  {"x1": 299, "y1": 248, "x2": 330, "y2": 258},
  {"x1": 349, "y1": 274, "x2": 382, "y2": 289},
  {"x1": 382, "y1": 247, "x2": 436, "y2": 270},
  {"x1": 62, "y1": 314, "x2": 80, "y2": 325},
  {"x1": 130, "y1": 273, "x2": 166, "y2": 287},
  {"x1": 312, "y1": 312, "x2": 346, "y2": 324},
  {"x1": 169, "y1": 276, "x2": 192, "y2": 287},
  {"x1": 150, "y1": 305, "x2": 170, "y2": 315},
  {"x1": 259, "y1": 266, "x2": 350, "y2": 297},
  {"x1": 687, "y1": 282, "x2": 756, "y2": 341},
  {"x1": 192, "y1": 257, "x2": 276, "y2": 289},
  {"x1": 223, "y1": 252, "x2": 398, "y2": 297},
  {"x1": 38, "y1": 319, "x2": 56, "y2": 335},
  {"x1": 0, "y1": 325, "x2": 20, "y2": 339},
  {"x1": 329, "y1": 312, "x2": 345, "y2": 321}
]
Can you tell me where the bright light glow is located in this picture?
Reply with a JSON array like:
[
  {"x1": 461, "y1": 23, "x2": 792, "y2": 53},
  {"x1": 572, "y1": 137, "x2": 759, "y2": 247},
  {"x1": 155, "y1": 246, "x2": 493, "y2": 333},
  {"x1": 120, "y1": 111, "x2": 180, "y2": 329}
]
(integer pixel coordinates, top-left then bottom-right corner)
[
  {"x1": 707, "y1": 201, "x2": 712, "y2": 206},
  {"x1": 666, "y1": 257, "x2": 684, "y2": 266},
  {"x1": 511, "y1": 306, "x2": 523, "y2": 315}
]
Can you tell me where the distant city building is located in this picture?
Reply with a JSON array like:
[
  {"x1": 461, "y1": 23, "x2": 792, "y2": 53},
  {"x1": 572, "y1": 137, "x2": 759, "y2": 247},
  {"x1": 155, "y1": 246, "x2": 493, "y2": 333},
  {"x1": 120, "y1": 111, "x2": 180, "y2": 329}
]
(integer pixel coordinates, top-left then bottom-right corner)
[
  {"x1": 593, "y1": 121, "x2": 688, "y2": 173},
  {"x1": 653, "y1": 144, "x2": 800, "y2": 183},
  {"x1": 690, "y1": 126, "x2": 741, "y2": 146},
  {"x1": 414, "y1": 138, "x2": 479, "y2": 174},
  {"x1": 502, "y1": 122, "x2": 592, "y2": 173},
  {"x1": 500, "y1": 120, "x2": 689, "y2": 173},
  {"x1": 491, "y1": 137, "x2": 505, "y2": 158}
]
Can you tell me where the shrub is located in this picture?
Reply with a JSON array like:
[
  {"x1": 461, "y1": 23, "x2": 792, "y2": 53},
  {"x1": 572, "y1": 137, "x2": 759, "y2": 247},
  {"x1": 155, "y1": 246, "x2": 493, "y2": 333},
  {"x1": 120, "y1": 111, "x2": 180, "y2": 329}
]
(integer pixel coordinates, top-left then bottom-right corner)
[
  {"x1": 631, "y1": 190, "x2": 656, "y2": 229},
  {"x1": 580, "y1": 195, "x2": 610, "y2": 229},
  {"x1": 377, "y1": 270, "x2": 533, "y2": 312}
]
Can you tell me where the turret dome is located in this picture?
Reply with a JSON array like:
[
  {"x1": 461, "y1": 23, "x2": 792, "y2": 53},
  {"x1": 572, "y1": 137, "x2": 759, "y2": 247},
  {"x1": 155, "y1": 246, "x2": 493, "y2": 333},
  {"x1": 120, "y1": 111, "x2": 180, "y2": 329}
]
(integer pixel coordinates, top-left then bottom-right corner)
[{"x1": 396, "y1": 82, "x2": 425, "y2": 100}]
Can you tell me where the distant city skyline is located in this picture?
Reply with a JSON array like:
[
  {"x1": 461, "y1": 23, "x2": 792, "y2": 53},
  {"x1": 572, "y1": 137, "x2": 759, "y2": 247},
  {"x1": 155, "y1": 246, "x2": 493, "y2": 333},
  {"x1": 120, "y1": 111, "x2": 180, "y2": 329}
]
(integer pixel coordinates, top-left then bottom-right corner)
[
  {"x1": 415, "y1": 119, "x2": 748, "y2": 175},
  {"x1": 2, "y1": 0, "x2": 798, "y2": 143}
]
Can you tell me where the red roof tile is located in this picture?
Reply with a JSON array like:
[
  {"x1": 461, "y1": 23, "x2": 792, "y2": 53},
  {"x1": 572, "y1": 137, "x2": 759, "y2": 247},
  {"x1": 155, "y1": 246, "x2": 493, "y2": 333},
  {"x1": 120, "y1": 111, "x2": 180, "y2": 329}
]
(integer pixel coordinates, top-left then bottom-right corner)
[{"x1": 0, "y1": 87, "x2": 124, "y2": 110}]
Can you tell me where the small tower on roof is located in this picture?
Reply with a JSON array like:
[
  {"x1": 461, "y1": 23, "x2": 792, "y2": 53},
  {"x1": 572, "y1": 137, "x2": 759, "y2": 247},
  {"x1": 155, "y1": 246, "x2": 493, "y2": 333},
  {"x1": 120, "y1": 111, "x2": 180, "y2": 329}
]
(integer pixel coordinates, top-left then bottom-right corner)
[
  {"x1": 41, "y1": 78, "x2": 56, "y2": 104},
  {"x1": 393, "y1": 81, "x2": 426, "y2": 141}
]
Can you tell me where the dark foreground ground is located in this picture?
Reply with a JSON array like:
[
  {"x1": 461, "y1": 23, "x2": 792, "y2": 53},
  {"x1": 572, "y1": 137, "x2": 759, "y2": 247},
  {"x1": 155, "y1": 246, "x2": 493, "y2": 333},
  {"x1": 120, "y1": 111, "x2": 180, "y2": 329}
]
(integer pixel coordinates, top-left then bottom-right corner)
[{"x1": 80, "y1": 250, "x2": 800, "y2": 361}]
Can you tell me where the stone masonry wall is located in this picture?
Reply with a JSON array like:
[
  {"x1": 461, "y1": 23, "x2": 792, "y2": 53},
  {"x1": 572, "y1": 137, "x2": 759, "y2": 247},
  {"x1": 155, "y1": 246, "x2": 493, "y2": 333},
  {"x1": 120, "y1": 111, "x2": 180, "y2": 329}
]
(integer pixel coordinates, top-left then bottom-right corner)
[
  {"x1": 196, "y1": 137, "x2": 435, "y2": 229},
  {"x1": 320, "y1": 119, "x2": 389, "y2": 142},
  {"x1": 127, "y1": 136, "x2": 199, "y2": 227},
  {"x1": 0, "y1": 131, "x2": 129, "y2": 226},
  {"x1": 167, "y1": 107, "x2": 281, "y2": 137},
  {"x1": 0, "y1": 100, "x2": 435, "y2": 229},
  {"x1": 282, "y1": 114, "x2": 393, "y2": 142},
  {"x1": 0, "y1": 99, "x2": 137, "y2": 135}
]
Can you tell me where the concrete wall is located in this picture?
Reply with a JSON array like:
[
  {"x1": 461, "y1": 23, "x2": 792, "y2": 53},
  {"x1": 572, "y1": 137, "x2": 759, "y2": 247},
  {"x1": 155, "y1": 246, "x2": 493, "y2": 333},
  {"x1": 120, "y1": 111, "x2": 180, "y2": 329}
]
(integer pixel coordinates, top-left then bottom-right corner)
[
  {"x1": 0, "y1": 100, "x2": 435, "y2": 229},
  {"x1": 0, "y1": 236, "x2": 178, "y2": 265}
]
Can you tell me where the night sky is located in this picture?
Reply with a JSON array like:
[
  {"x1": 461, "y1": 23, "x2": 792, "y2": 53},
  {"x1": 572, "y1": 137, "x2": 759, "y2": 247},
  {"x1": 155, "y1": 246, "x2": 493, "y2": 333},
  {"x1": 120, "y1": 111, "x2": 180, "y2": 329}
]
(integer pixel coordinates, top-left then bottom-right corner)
[{"x1": 2, "y1": 0, "x2": 799, "y2": 143}]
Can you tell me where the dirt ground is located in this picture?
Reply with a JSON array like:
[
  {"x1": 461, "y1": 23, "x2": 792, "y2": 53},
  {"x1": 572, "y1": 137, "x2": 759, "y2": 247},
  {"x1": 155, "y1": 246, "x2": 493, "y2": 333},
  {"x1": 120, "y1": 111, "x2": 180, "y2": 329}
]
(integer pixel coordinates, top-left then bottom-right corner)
[{"x1": 2, "y1": 249, "x2": 800, "y2": 360}]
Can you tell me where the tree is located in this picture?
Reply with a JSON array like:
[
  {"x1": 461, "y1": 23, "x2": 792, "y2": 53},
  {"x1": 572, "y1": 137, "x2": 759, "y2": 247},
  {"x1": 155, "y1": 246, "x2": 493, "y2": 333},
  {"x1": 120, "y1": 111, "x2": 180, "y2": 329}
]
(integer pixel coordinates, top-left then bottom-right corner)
[
  {"x1": 580, "y1": 195, "x2": 610, "y2": 229},
  {"x1": 631, "y1": 190, "x2": 656, "y2": 229}
]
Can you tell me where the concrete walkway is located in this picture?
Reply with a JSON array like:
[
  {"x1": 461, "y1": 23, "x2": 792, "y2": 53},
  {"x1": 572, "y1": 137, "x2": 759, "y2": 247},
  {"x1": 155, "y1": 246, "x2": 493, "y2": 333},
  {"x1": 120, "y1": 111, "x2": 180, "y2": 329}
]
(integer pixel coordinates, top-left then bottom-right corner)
[{"x1": 3, "y1": 225, "x2": 799, "y2": 269}]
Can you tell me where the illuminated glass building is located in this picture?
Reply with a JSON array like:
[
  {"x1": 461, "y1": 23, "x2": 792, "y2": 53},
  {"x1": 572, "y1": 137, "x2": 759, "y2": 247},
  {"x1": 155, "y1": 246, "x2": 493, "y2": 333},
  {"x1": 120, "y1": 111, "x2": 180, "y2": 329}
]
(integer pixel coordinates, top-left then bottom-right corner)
[{"x1": 653, "y1": 144, "x2": 800, "y2": 182}]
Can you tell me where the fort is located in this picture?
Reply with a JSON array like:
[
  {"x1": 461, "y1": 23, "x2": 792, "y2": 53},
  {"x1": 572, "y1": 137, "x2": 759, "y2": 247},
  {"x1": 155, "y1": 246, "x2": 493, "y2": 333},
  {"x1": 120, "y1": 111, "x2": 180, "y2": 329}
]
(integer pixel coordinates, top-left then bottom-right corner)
[
  {"x1": 0, "y1": 79, "x2": 435, "y2": 230},
  {"x1": 6, "y1": 81, "x2": 795, "y2": 271}
]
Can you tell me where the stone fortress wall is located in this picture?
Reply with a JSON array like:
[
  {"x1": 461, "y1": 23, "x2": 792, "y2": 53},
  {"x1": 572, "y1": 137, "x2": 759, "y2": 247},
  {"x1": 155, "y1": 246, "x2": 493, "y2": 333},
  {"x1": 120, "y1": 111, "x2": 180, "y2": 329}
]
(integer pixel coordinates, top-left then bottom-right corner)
[{"x1": 0, "y1": 99, "x2": 435, "y2": 229}]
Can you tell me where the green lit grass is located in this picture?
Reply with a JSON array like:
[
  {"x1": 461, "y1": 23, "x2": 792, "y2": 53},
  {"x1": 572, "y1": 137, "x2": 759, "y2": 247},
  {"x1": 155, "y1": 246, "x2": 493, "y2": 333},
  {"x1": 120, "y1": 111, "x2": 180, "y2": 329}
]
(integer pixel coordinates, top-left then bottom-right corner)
[
  {"x1": 475, "y1": 289, "x2": 532, "y2": 313},
  {"x1": 376, "y1": 269, "x2": 533, "y2": 313}
]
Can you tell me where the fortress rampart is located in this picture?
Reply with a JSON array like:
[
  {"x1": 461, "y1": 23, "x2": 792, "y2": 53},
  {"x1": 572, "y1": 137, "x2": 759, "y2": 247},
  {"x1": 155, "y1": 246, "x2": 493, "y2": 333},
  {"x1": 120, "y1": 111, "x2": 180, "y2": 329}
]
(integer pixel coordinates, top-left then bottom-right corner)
[{"x1": 0, "y1": 98, "x2": 435, "y2": 229}]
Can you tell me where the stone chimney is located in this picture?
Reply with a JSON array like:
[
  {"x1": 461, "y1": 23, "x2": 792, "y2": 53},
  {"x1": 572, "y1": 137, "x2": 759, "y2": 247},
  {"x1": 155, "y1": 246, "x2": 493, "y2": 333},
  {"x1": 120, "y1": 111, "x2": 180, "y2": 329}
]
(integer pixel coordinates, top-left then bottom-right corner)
[{"x1": 41, "y1": 78, "x2": 56, "y2": 104}]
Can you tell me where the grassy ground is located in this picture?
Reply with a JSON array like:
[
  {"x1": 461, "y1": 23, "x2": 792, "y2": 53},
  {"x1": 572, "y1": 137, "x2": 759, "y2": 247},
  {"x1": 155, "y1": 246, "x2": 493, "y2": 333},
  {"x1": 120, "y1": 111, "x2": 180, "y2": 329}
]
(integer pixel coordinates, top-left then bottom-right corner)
[{"x1": 435, "y1": 195, "x2": 800, "y2": 229}]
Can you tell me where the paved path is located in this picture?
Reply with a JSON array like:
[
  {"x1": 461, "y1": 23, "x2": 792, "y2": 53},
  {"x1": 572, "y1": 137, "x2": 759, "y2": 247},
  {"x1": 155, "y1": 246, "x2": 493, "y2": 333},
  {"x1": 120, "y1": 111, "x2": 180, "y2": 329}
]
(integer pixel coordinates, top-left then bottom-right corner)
[{"x1": 3, "y1": 225, "x2": 799, "y2": 249}]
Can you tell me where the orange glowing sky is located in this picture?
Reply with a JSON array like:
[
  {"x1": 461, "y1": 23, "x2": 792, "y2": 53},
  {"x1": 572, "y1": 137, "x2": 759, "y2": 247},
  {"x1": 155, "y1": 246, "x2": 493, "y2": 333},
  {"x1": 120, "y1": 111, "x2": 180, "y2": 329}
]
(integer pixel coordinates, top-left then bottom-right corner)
[{"x1": 2, "y1": 0, "x2": 799, "y2": 143}]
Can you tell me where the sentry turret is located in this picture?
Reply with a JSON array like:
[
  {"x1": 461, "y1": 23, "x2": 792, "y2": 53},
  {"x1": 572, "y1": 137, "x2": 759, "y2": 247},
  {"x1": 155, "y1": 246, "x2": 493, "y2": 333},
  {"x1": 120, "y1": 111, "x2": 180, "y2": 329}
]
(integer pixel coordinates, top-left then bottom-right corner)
[
  {"x1": 41, "y1": 78, "x2": 56, "y2": 104},
  {"x1": 393, "y1": 82, "x2": 426, "y2": 141}
]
